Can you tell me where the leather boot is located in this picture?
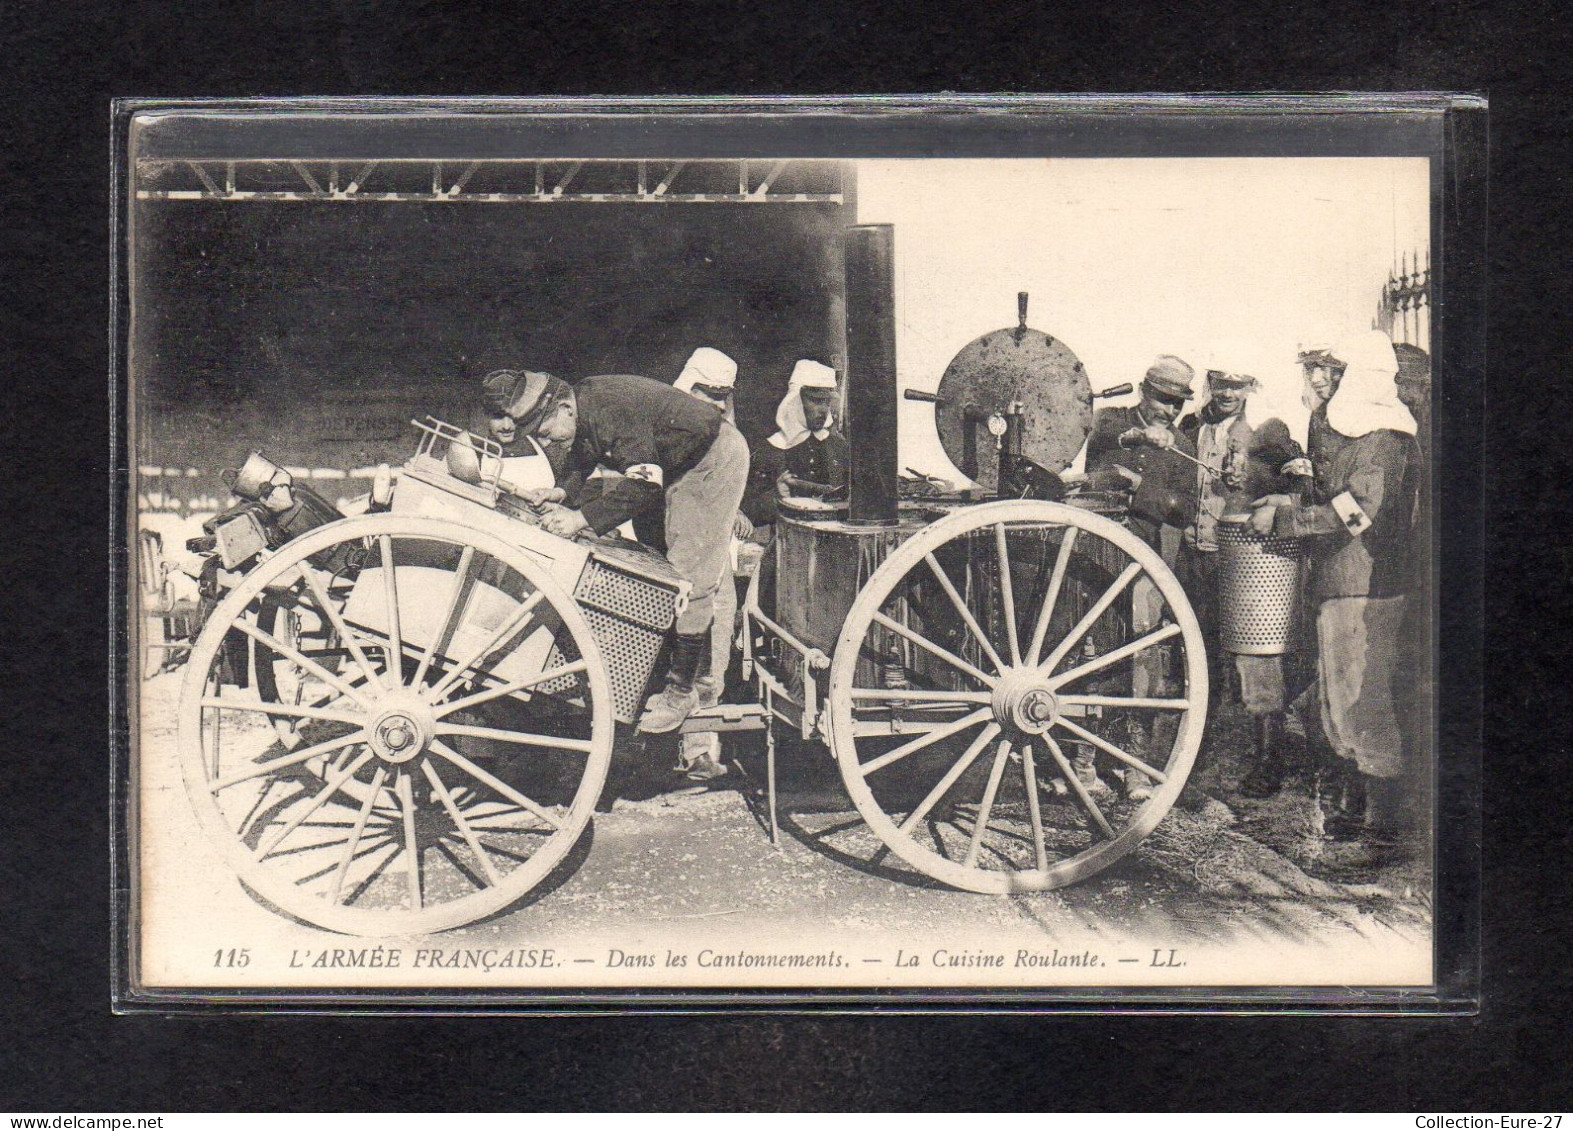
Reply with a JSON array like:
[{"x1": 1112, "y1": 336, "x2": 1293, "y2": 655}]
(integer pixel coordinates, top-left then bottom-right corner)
[
  {"x1": 639, "y1": 632, "x2": 706, "y2": 734},
  {"x1": 1319, "y1": 756, "x2": 1366, "y2": 839},
  {"x1": 692, "y1": 631, "x2": 721, "y2": 709},
  {"x1": 1239, "y1": 713, "x2": 1287, "y2": 799},
  {"x1": 1315, "y1": 772, "x2": 1407, "y2": 874}
]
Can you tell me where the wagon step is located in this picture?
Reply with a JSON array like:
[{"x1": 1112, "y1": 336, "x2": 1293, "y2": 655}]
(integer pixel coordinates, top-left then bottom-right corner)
[{"x1": 680, "y1": 703, "x2": 769, "y2": 735}]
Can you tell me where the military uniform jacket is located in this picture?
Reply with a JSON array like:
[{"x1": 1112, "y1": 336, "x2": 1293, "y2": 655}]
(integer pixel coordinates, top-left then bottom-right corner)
[
  {"x1": 1272, "y1": 406, "x2": 1421, "y2": 602},
  {"x1": 559, "y1": 374, "x2": 725, "y2": 534},
  {"x1": 741, "y1": 428, "x2": 851, "y2": 525},
  {"x1": 1086, "y1": 405, "x2": 1199, "y2": 546}
]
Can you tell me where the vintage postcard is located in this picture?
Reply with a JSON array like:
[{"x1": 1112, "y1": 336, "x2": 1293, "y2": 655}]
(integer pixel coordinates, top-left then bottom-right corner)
[{"x1": 121, "y1": 101, "x2": 1445, "y2": 1002}]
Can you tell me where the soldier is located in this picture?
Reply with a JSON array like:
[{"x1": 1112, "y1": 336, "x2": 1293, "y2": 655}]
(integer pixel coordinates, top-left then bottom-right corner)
[
  {"x1": 671, "y1": 347, "x2": 747, "y2": 781},
  {"x1": 742, "y1": 358, "x2": 849, "y2": 523},
  {"x1": 1082, "y1": 356, "x2": 1200, "y2": 802},
  {"x1": 488, "y1": 367, "x2": 751, "y2": 734},
  {"x1": 1250, "y1": 330, "x2": 1422, "y2": 870},
  {"x1": 1083, "y1": 355, "x2": 1201, "y2": 550},
  {"x1": 1178, "y1": 358, "x2": 1310, "y2": 798}
]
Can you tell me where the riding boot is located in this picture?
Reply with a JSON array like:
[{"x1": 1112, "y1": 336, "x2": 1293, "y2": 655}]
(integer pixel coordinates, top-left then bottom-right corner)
[
  {"x1": 639, "y1": 632, "x2": 706, "y2": 734},
  {"x1": 1239, "y1": 713, "x2": 1287, "y2": 799}
]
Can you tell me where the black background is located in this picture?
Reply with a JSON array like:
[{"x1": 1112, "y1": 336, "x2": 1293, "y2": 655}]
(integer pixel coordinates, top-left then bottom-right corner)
[{"x1": 2, "y1": 0, "x2": 1567, "y2": 1112}]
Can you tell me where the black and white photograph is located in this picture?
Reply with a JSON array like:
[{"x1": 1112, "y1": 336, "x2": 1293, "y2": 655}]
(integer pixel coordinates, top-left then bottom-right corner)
[{"x1": 122, "y1": 102, "x2": 1443, "y2": 999}]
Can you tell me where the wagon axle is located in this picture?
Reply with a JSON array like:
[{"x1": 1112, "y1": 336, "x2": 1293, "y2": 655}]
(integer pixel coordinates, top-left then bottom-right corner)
[
  {"x1": 994, "y1": 678, "x2": 1061, "y2": 736},
  {"x1": 367, "y1": 697, "x2": 432, "y2": 765}
]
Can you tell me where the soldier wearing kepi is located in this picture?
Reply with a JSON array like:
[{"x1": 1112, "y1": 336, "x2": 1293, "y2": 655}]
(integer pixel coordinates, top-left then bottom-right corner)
[
  {"x1": 1082, "y1": 355, "x2": 1200, "y2": 802},
  {"x1": 1083, "y1": 355, "x2": 1201, "y2": 550},
  {"x1": 483, "y1": 367, "x2": 751, "y2": 734},
  {"x1": 1250, "y1": 330, "x2": 1422, "y2": 869}
]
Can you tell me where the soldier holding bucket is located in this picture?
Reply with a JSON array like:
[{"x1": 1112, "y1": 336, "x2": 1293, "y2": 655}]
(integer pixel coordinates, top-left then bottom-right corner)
[{"x1": 1178, "y1": 355, "x2": 1312, "y2": 799}]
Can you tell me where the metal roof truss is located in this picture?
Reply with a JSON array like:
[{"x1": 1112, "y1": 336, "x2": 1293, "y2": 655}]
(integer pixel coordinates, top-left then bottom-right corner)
[{"x1": 134, "y1": 158, "x2": 846, "y2": 204}]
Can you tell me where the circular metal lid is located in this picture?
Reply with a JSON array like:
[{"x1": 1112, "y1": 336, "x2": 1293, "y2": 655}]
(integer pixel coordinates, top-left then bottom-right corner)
[{"x1": 934, "y1": 313, "x2": 1093, "y2": 489}]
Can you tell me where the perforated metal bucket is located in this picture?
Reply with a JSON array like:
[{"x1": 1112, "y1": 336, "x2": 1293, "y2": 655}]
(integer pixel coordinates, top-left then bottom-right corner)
[{"x1": 1217, "y1": 519, "x2": 1302, "y2": 655}]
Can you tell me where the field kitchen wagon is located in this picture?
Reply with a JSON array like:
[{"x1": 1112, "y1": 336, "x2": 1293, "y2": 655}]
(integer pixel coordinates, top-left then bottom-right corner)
[{"x1": 170, "y1": 226, "x2": 1209, "y2": 935}]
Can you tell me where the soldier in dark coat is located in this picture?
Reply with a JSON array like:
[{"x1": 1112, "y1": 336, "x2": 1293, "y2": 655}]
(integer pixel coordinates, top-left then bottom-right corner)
[
  {"x1": 1081, "y1": 356, "x2": 1200, "y2": 802},
  {"x1": 1084, "y1": 355, "x2": 1201, "y2": 552},
  {"x1": 741, "y1": 359, "x2": 849, "y2": 526},
  {"x1": 483, "y1": 368, "x2": 751, "y2": 735}
]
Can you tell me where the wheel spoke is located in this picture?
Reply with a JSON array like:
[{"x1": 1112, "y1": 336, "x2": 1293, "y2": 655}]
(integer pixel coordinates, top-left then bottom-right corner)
[
  {"x1": 923, "y1": 553, "x2": 1008, "y2": 674},
  {"x1": 1053, "y1": 715, "x2": 1168, "y2": 785},
  {"x1": 420, "y1": 758, "x2": 502, "y2": 887},
  {"x1": 200, "y1": 696, "x2": 365, "y2": 727},
  {"x1": 232, "y1": 617, "x2": 372, "y2": 711},
  {"x1": 963, "y1": 739, "x2": 1012, "y2": 869},
  {"x1": 423, "y1": 590, "x2": 546, "y2": 702},
  {"x1": 256, "y1": 748, "x2": 374, "y2": 859},
  {"x1": 429, "y1": 739, "x2": 565, "y2": 831},
  {"x1": 848, "y1": 687, "x2": 993, "y2": 704},
  {"x1": 378, "y1": 535, "x2": 404, "y2": 686},
  {"x1": 394, "y1": 770, "x2": 421, "y2": 911},
  {"x1": 1041, "y1": 734, "x2": 1116, "y2": 840},
  {"x1": 1059, "y1": 694, "x2": 1191, "y2": 710},
  {"x1": 434, "y1": 722, "x2": 594, "y2": 754},
  {"x1": 329, "y1": 765, "x2": 388, "y2": 904},
  {"x1": 209, "y1": 731, "x2": 367, "y2": 793},
  {"x1": 1020, "y1": 743, "x2": 1049, "y2": 871},
  {"x1": 296, "y1": 562, "x2": 388, "y2": 693},
  {"x1": 859, "y1": 708, "x2": 991, "y2": 777},
  {"x1": 994, "y1": 524, "x2": 1021, "y2": 665},
  {"x1": 898, "y1": 722, "x2": 1001, "y2": 835},
  {"x1": 432, "y1": 660, "x2": 589, "y2": 719},
  {"x1": 1025, "y1": 526, "x2": 1078, "y2": 666},
  {"x1": 870, "y1": 610, "x2": 996, "y2": 688},
  {"x1": 1047, "y1": 622, "x2": 1183, "y2": 689},
  {"x1": 411, "y1": 545, "x2": 474, "y2": 691},
  {"x1": 1037, "y1": 561, "x2": 1144, "y2": 677}
]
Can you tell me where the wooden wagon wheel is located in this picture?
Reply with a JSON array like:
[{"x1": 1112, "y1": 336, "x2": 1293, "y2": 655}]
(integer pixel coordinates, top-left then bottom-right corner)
[
  {"x1": 826, "y1": 499, "x2": 1207, "y2": 893},
  {"x1": 177, "y1": 514, "x2": 614, "y2": 935}
]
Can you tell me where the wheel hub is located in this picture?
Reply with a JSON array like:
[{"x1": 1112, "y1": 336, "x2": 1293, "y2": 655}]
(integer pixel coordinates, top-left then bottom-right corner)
[
  {"x1": 366, "y1": 693, "x2": 433, "y2": 764},
  {"x1": 993, "y1": 674, "x2": 1060, "y2": 735}
]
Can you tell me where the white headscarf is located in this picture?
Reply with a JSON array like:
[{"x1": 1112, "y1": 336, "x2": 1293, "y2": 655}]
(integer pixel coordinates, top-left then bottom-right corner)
[
  {"x1": 768, "y1": 359, "x2": 838, "y2": 449},
  {"x1": 673, "y1": 347, "x2": 738, "y2": 395},
  {"x1": 1195, "y1": 342, "x2": 1273, "y2": 428},
  {"x1": 1326, "y1": 330, "x2": 1418, "y2": 439}
]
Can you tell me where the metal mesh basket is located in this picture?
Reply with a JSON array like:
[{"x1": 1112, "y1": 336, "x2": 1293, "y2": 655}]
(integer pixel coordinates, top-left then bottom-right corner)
[
  {"x1": 1216, "y1": 520, "x2": 1303, "y2": 655},
  {"x1": 536, "y1": 557, "x2": 680, "y2": 723}
]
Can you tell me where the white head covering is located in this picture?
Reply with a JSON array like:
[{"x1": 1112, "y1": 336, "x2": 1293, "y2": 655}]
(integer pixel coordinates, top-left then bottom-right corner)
[
  {"x1": 1326, "y1": 330, "x2": 1417, "y2": 439},
  {"x1": 1196, "y1": 341, "x2": 1275, "y2": 428},
  {"x1": 769, "y1": 359, "x2": 839, "y2": 449},
  {"x1": 673, "y1": 347, "x2": 738, "y2": 395}
]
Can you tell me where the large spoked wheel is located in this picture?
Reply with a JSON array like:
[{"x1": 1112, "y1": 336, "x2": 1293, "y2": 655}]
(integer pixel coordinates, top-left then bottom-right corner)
[
  {"x1": 826, "y1": 500, "x2": 1207, "y2": 894},
  {"x1": 177, "y1": 514, "x2": 614, "y2": 935}
]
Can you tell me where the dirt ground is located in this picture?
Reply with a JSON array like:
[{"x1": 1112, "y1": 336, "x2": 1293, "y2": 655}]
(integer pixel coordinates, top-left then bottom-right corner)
[{"x1": 133, "y1": 664, "x2": 1433, "y2": 990}]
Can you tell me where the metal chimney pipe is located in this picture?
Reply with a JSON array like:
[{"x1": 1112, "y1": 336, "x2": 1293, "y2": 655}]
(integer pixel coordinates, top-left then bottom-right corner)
[{"x1": 843, "y1": 224, "x2": 899, "y2": 526}]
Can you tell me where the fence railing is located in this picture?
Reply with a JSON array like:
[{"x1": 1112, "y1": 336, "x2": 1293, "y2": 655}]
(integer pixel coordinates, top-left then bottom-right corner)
[
  {"x1": 1376, "y1": 251, "x2": 1430, "y2": 348},
  {"x1": 136, "y1": 464, "x2": 384, "y2": 519}
]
